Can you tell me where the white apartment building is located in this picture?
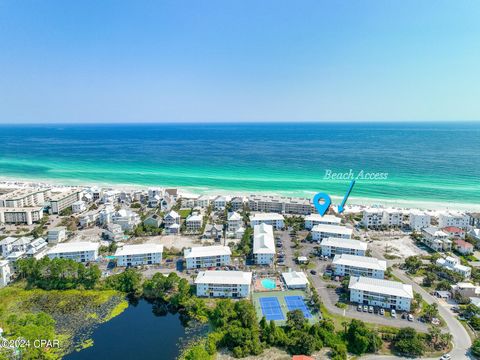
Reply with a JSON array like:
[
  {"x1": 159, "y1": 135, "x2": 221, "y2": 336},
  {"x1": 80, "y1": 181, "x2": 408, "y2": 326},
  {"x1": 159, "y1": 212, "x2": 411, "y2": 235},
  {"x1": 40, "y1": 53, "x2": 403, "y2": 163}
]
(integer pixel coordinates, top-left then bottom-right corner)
[
  {"x1": 79, "y1": 211, "x2": 99, "y2": 227},
  {"x1": 227, "y1": 212, "x2": 243, "y2": 232},
  {"x1": 47, "y1": 242, "x2": 100, "y2": 263},
  {"x1": 195, "y1": 271, "x2": 252, "y2": 298},
  {"x1": 421, "y1": 227, "x2": 451, "y2": 252},
  {"x1": 362, "y1": 208, "x2": 403, "y2": 228},
  {"x1": 0, "y1": 260, "x2": 12, "y2": 287},
  {"x1": 194, "y1": 195, "x2": 210, "y2": 208},
  {"x1": 230, "y1": 197, "x2": 244, "y2": 211},
  {"x1": 250, "y1": 213, "x2": 285, "y2": 229},
  {"x1": 49, "y1": 189, "x2": 80, "y2": 214},
  {"x1": 253, "y1": 223, "x2": 275, "y2": 265},
  {"x1": 409, "y1": 209, "x2": 431, "y2": 231},
  {"x1": 304, "y1": 214, "x2": 341, "y2": 230},
  {"x1": 47, "y1": 227, "x2": 67, "y2": 244},
  {"x1": 320, "y1": 237, "x2": 367, "y2": 257},
  {"x1": 184, "y1": 245, "x2": 232, "y2": 269},
  {"x1": 164, "y1": 210, "x2": 181, "y2": 227},
  {"x1": 332, "y1": 254, "x2": 386, "y2": 279},
  {"x1": 72, "y1": 200, "x2": 87, "y2": 213},
  {"x1": 349, "y1": 276, "x2": 413, "y2": 311},
  {"x1": 436, "y1": 256, "x2": 471, "y2": 279},
  {"x1": 248, "y1": 195, "x2": 314, "y2": 215},
  {"x1": 0, "y1": 188, "x2": 47, "y2": 208},
  {"x1": 114, "y1": 244, "x2": 164, "y2": 267},
  {"x1": 311, "y1": 224, "x2": 352, "y2": 241},
  {"x1": 213, "y1": 196, "x2": 227, "y2": 210},
  {"x1": 0, "y1": 206, "x2": 44, "y2": 225},
  {"x1": 25, "y1": 237, "x2": 48, "y2": 258},
  {"x1": 438, "y1": 211, "x2": 469, "y2": 229},
  {"x1": 185, "y1": 213, "x2": 203, "y2": 232}
]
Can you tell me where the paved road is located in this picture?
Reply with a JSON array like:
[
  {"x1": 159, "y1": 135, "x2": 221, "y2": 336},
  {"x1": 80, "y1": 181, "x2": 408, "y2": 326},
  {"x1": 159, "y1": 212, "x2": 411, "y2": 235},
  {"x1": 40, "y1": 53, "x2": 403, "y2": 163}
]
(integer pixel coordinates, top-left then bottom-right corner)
[
  {"x1": 367, "y1": 244, "x2": 473, "y2": 359},
  {"x1": 391, "y1": 267, "x2": 472, "y2": 360}
]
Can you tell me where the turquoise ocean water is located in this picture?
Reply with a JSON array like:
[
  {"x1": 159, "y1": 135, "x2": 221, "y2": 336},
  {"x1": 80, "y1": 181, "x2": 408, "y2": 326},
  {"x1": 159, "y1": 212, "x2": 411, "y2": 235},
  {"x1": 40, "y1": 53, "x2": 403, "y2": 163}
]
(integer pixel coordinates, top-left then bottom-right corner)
[{"x1": 0, "y1": 122, "x2": 479, "y2": 209}]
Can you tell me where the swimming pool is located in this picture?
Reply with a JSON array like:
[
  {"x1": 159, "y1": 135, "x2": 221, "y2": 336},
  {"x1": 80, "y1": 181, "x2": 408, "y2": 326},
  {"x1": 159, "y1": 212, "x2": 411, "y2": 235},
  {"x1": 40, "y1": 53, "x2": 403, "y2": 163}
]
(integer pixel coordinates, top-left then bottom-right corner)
[{"x1": 261, "y1": 279, "x2": 276, "y2": 290}]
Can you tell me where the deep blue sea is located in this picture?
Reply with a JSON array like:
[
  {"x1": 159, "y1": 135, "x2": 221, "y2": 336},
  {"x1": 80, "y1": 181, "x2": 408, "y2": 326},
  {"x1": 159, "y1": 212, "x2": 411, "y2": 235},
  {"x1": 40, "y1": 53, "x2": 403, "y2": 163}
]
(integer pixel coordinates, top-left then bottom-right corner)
[{"x1": 0, "y1": 122, "x2": 479, "y2": 209}]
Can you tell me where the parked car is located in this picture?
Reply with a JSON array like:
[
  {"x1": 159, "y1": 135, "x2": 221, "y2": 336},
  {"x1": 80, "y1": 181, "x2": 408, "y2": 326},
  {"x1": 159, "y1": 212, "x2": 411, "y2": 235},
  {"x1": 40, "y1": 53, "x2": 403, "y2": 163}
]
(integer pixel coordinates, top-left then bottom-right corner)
[
  {"x1": 440, "y1": 354, "x2": 451, "y2": 360},
  {"x1": 391, "y1": 309, "x2": 397, "y2": 318},
  {"x1": 368, "y1": 306, "x2": 374, "y2": 313},
  {"x1": 380, "y1": 308, "x2": 385, "y2": 316},
  {"x1": 363, "y1": 305, "x2": 368, "y2": 312},
  {"x1": 357, "y1": 305, "x2": 362, "y2": 312},
  {"x1": 310, "y1": 270, "x2": 317, "y2": 275},
  {"x1": 401, "y1": 312, "x2": 407, "y2": 319},
  {"x1": 407, "y1": 314, "x2": 414, "y2": 322}
]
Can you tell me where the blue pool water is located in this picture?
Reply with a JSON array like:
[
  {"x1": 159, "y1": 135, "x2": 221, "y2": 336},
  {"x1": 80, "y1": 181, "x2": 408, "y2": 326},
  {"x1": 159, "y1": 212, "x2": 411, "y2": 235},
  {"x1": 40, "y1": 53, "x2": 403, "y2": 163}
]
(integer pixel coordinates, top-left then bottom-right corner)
[{"x1": 261, "y1": 279, "x2": 276, "y2": 290}]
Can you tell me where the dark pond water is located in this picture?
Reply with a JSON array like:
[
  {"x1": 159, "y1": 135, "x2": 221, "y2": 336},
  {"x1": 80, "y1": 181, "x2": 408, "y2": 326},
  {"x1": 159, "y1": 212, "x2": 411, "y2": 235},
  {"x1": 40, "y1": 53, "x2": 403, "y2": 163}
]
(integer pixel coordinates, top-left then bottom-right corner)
[{"x1": 65, "y1": 299, "x2": 206, "y2": 360}]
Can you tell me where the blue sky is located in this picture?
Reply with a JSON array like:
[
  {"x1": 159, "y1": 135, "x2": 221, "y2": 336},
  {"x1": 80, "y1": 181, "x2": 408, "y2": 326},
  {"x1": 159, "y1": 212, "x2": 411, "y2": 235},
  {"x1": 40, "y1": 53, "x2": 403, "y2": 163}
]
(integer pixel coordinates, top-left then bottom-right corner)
[{"x1": 0, "y1": 0, "x2": 479, "y2": 123}]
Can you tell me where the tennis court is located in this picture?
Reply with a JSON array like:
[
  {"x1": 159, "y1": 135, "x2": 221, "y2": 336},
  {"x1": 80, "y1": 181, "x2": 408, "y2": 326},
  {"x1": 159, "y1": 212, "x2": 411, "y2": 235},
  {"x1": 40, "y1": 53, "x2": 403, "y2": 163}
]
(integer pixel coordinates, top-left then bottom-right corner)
[
  {"x1": 259, "y1": 296, "x2": 285, "y2": 321},
  {"x1": 284, "y1": 295, "x2": 313, "y2": 318}
]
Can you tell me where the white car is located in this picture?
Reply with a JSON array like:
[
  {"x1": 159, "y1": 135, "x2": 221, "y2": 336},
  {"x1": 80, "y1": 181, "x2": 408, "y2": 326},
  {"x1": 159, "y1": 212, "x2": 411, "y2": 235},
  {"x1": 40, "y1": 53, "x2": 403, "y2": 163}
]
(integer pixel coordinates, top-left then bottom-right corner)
[
  {"x1": 391, "y1": 309, "x2": 397, "y2": 318},
  {"x1": 440, "y1": 354, "x2": 451, "y2": 360}
]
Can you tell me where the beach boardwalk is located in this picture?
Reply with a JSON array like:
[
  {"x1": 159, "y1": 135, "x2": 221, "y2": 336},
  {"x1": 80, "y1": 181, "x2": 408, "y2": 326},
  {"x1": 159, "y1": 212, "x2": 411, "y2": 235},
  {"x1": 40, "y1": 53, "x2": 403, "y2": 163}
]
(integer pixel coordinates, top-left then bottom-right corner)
[{"x1": 252, "y1": 290, "x2": 320, "y2": 326}]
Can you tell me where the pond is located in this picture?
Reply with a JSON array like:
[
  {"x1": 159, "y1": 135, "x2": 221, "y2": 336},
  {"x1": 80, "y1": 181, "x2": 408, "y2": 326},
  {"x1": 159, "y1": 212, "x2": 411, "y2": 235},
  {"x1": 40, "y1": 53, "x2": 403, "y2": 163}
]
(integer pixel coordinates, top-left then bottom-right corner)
[{"x1": 65, "y1": 299, "x2": 207, "y2": 360}]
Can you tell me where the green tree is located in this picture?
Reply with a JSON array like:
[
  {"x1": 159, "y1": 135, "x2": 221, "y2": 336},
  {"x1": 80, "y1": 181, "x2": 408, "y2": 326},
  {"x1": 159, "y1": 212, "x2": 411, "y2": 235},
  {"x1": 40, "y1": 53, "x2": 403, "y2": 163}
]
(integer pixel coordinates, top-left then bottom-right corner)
[
  {"x1": 392, "y1": 327, "x2": 425, "y2": 357},
  {"x1": 404, "y1": 256, "x2": 422, "y2": 274},
  {"x1": 471, "y1": 338, "x2": 480, "y2": 357}
]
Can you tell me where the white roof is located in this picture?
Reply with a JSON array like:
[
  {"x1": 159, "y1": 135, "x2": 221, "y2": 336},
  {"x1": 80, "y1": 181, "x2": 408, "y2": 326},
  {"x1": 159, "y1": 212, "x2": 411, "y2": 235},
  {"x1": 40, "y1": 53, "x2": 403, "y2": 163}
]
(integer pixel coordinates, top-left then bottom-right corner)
[
  {"x1": 332, "y1": 254, "x2": 386, "y2": 271},
  {"x1": 250, "y1": 213, "x2": 285, "y2": 221},
  {"x1": 253, "y1": 223, "x2": 275, "y2": 254},
  {"x1": 227, "y1": 212, "x2": 242, "y2": 221},
  {"x1": 195, "y1": 270, "x2": 252, "y2": 285},
  {"x1": 48, "y1": 227, "x2": 66, "y2": 233},
  {"x1": 165, "y1": 210, "x2": 180, "y2": 219},
  {"x1": 305, "y1": 214, "x2": 341, "y2": 224},
  {"x1": 184, "y1": 245, "x2": 231, "y2": 258},
  {"x1": 47, "y1": 242, "x2": 100, "y2": 254},
  {"x1": 282, "y1": 271, "x2": 309, "y2": 287},
  {"x1": 311, "y1": 224, "x2": 353, "y2": 236},
  {"x1": 320, "y1": 237, "x2": 367, "y2": 251},
  {"x1": 115, "y1": 244, "x2": 164, "y2": 256},
  {"x1": 0, "y1": 236, "x2": 18, "y2": 246},
  {"x1": 349, "y1": 276, "x2": 413, "y2": 299},
  {"x1": 423, "y1": 227, "x2": 448, "y2": 237},
  {"x1": 186, "y1": 214, "x2": 203, "y2": 222},
  {"x1": 410, "y1": 209, "x2": 429, "y2": 216}
]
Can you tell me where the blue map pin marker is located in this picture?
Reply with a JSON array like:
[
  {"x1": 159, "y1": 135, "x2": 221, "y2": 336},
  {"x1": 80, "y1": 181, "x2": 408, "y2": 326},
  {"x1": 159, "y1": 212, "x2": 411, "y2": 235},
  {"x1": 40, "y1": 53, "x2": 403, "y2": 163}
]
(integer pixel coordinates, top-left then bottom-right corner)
[{"x1": 312, "y1": 192, "x2": 331, "y2": 216}]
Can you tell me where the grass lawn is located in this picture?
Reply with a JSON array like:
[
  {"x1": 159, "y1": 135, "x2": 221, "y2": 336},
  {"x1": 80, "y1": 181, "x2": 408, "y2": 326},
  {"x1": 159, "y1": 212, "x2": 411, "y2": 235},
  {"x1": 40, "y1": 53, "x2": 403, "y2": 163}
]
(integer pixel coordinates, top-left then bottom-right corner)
[
  {"x1": 178, "y1": 209, "x2": 192, "y2": 218},
  {"x1": 252, "y1": 290, "x2": 320, "y2": 326}
]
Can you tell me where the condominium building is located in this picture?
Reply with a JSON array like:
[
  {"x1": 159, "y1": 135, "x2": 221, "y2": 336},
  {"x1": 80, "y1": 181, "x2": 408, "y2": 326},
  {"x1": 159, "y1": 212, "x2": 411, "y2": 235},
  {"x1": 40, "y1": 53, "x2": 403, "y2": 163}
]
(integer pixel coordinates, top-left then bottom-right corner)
[
  {"x1": 248, "y1": 195, "x2": 314, "y2": 215},
  {"x1": 49, "y1": 189, "x2": 80, "y2": 214},
  {"x1": 195, "y1": 271, "x2": 252, "y2": 298},
  {"x1": 0, "y1": 237, "x2": 17, "y2": 257},
  {"x1": 230, "y1": 197, "x2": 244, "y2": 211},
  {"x1": 194, "y1": 195, "x2": 210, "y2": 208},
  {"x1": 103, "y1": 223, "x2": 124, "y2": 242},
  {"x1": 409, "y1": 209, "x2": 431, "y2": 231},
  {"x1": 250, "y1": 213, "x2": 285, "y2": 229},
  {"x1": 438, "y1": 211, "x2": 469, "y2": 229},
  {"x1": 253, "y1": 223, "x2": 275, "y2": 265},
  {"x1": 185, "y1": 213, "x2": 203, "y2": 232},
  {"x1": 311, "y1": 224, "x2": 352, "y2": 241},
  {"x1": 0, "y1": 188, "x2": 47, "y2": 208},
  {"x1": 320, "y1": 237, "x2": 367, "y2": 257},
  {"x1": 213, "y1": 196, "x2": 227, "y2": 210},
  {"x1": 304, "y1": 214, "x2": 341, "y2": 230},
  {"x1": 0, "y1": 206, "x2": 44, "y2": 225},
  {"x1": 114, "y1": 244, "x2": 164, "y2": 267},
  {"x1": 362, "y1": 208, "x2": 403, "y2": 228},
  {"x1": 47, "y1": 242, "x2": 100, "y2": 263},
  {"x1": 349, "y1": 276, "x2": 413, "y2": 311},
  {"x1": 436, "y1": 256, "x2": 471, "y2": 279},
  {"x1": 184, "y1": 245, "x2": 231, "y2": 269},
  {"x1": 332, "y1": 254, "x2": 386, "y2": 279}
]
